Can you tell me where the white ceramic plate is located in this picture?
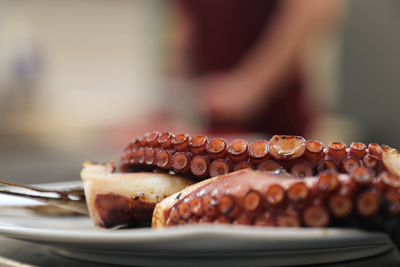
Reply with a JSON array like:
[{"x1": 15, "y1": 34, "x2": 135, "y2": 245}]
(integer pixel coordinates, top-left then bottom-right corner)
[{"x1": 0, "y1": 181, "x2": 397, "y2": 266}]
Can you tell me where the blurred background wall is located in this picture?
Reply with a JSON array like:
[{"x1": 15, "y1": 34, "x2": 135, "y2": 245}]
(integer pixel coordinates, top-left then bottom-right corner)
[
  {"x1": 340, "y1": 0, "x2": 400, "y2": 147},
  {"x1": 0, "y1": 0, "x2": 165, "y2": 182},
  {"x1": 0, "y1": 0, "x2": 399, "y2": 183}
]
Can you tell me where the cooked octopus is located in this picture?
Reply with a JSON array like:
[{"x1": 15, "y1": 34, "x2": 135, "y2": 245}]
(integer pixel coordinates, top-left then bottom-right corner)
[{"x1": 80, "y1": 131, "x2": 400, "y2": 245}]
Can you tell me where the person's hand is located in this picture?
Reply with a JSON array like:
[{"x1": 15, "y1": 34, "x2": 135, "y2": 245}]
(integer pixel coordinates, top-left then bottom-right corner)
[{"x1": 198, "y1": 70, "x2": 268, "y2": 124}]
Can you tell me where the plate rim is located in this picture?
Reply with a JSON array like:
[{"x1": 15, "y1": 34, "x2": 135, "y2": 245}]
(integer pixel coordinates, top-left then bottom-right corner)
[{"x1": 0, "y1": 180, "x2": 393, "y2": 245}]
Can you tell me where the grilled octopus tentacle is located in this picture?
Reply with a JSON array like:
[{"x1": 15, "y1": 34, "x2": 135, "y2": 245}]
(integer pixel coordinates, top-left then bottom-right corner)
[
  {"x1": 121, "y1": 133, "x2": 400, "y2": 181},
  {"x1": 152, "y1": 168, "x2": 400, "y2": 246}
]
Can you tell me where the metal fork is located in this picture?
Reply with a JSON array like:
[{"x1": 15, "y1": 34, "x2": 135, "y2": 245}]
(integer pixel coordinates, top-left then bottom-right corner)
[{"x1": 0, "y1": 180, "x2": 88, "y2": 215}]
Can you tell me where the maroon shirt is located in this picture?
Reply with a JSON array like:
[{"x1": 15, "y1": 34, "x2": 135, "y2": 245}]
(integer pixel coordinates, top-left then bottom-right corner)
[{"x1": 180, "y1": 0, "x2": 314, "y2": 136}]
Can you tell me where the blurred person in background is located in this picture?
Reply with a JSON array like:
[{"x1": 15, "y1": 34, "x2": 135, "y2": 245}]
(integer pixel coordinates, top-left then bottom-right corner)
[{"x1": 167, "y1": 0, "x2": 344, "y2": 137}]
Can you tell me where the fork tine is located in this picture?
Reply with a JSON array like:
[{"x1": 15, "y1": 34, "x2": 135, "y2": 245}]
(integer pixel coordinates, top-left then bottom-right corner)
[{"x1": 0, "y1": 180, "x2": 88, "y2": 215}]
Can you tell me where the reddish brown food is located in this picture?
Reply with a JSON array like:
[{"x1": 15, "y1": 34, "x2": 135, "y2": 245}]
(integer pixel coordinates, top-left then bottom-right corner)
[
  {"x1": 172, "y1": 152, "x2": 191, "y2": 174},
  {"x1": 190, "y1": 156, "x2": 209, "y2": 178},
  {"x1": 265, "y1": 184, "x2": 285, "y2": 205},
  {"x1": 156, "y1": 150, "x2": 173, "y2": 169},
  {"x1": 207, "y1": 138, "x2": 228, "y2": 160},
  {"x1": 173, "y1": 134, "x2": 190, "y2": 152},
  {"x1": 350, "y1": 142, "x2": 367, "y2": 159},
  {"x1": 329, "y1": 191, "x2": 353, "y2": 218},
  {"x1": 158, "y1": 132, "x2": 173, "y2": 149},
  {"x1": 342, "y1": 157, "x2": 360, "y2": 173},
  {"x1": 113, "y1": 132, "x2": 400, "y2": 247},
  {"x1": 145, "y1": 132, "x2": 160, "y2": 147},
  {"x1": 316, "y1": 171, "x2": 339, "y2": 194},
  {"x1": 327, "y1": 142, "x2": 347, "y2": 162},
  {"x1": 95, "y1": 193, "x2": 155, "y2": 228},
  {"x1": 304, "y1": 140, "x2": 325, "y2": 165},
  {"x1": 120, "y1": 132, "x2": 400, "y2": 183},
  {"x1": 249, "y1": 140, "x2": 269, "y2": 165},
  {"x1": 303, "y1": 200, "x2": 329, "y2": 227},
  {"x1": 209, "y1": 159, "x2": 231, "y2": 177},
  {"x1": 291, "y1": 162, "x2": 313, "y2": 178},
  {"x1": 189, "y1": 135, "x2": 208, "y2": 155},
  {"x1": 269, "y1": 135, "x2": 306, "y2": 160},
  {"x1": 153, "y1": 167, "x2": 400, "y2": 248},
  {"x1": 228, "y1": 139, "x2": 249, "y2": 163}
]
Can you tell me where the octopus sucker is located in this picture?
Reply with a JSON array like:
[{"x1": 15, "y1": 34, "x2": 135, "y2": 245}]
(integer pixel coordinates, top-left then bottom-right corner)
[
  {"x1": 172, "y1": 133, "x2": 190, "y2": 152},
  {"x1": 155, "y1": 150, "x2": 173, "y2": 169},
  {"x1": 342, "y1": 157, "x2": 361, "y2": 173},
  {"x1": 228, "y1": 139, "x2": 249, "y2": 163},
  {"x1": 190, "y1": 155, "x2": 209, "y2": 178},
  {"x1": 137, "y1": 135, "x2": 146, "y2": 147},
  {"x1": 304, "y1": 140, "x2": 325, "y2": 165},
  {"x1": 178, "y1": 202, "x2": 191, "y2": 220},
  {"x1": 349, "y1": 142, "x2": 367, "y2": 159},
  {"x1": 368, "y1": 143, "x2": 383, "y2": 158},
  {"x1": 303, "y1": 199, "x2": 330, "y2": 227},
  {"x1": 316, "y1": 171, "x2": 339, "y2": 194},
  {"x1": 144, "y1": 147, "x2": 156, "y2": 165},
  {"x1": 269, "y1": 135, "x2": 306, "y2": 160},
  {"x1": 243, "y1": 189, "x2": 262, "y2": 212},
  {"x1": 145, "y1": 131, "x2": 160, "y2": 147},
  {"x1": 287, "y1": 181, "x2": 309, "y2": 205},
  {"x1": 209, "y1": 159, "x2": 231, "y2": 177},
  {"x1": 158, "y1": 132, "x2": 174, "y2": 149},
  {"x1": 218, "y1": 195, "x2": 236, "y2": 215},
  {"x1": 248, "y1": 140, "x2": 269, "y2": 165},
  {"x1": 203, "y1": 196, "x2": 219, "y2": 217},
  {"x1": 265, "y1": 184, "x2": 285, "y2": 206},
  {"x1": 189, "y1": 135, "x2": 208, "y2": 155},
  {"x1": 316, "y1": 159, "x2": 338, "y2": 174},
  {"x1": 189, "y1": 197, "x2": 203, "y2": 216},
  {"x1": 172, "y1": 152, "x2": 191, "y2": 174},
  {"x1": 169, "y1": 208, "x2": 180, "y2": 224},
  {"x1": 357, "y1": 190, "x2": 380, "y2": 217},
  {"x1": 290, "y1": 162, "x2": 313, "y2": 178},
  {"x1": 327, "y1": 142, "x2": 347, "y2": 162},
  {"x1": 207, "y1": 138, "x2": 228, "y2": 160},
  {"x1": 136, "y1": 147, "x2": 145, "y2": 164},
  {"x1": 329, "y1": 191, "x2": 353, "y2": 218}
]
